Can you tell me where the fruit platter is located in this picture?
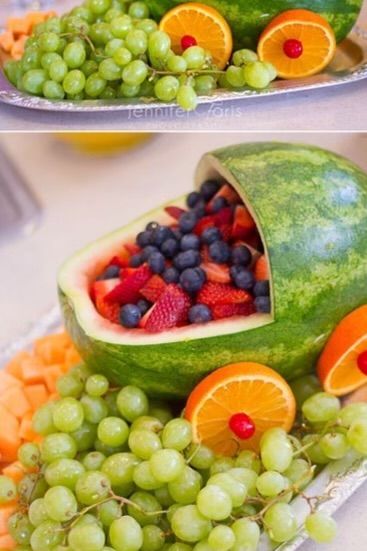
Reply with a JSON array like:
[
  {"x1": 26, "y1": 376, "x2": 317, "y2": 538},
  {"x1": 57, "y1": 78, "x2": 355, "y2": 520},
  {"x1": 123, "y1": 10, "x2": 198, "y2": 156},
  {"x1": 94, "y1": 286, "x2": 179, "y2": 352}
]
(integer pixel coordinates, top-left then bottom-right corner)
[
  {"x1": 1, "y1": 142, "x2": 367, "y2": 551},
  {"x1": 0, "y1": 0, "x2": 366, "y2": 112}
]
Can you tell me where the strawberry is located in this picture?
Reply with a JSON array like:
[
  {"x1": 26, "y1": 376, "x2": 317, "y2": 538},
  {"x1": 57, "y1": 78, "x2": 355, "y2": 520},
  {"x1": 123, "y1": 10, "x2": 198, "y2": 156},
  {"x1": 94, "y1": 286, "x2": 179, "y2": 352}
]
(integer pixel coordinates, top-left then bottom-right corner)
[
  {"x1": 107, "y1": 252, "x2": 129, "y2": 268},
  {"x1": 194, "y1": 215, "x2": 216, "y2": 236},
  {"x1": 92, "y1": 279, "x2": 121, "y2": 324},
  {"x1": 197, "y1": 282, "x2": 252, "y2": 306},
  {"x1": 254, "y1": 255, "x2": 269, "y2": 281},
  {"x1": 218, "y1": 223, "x2": 232, "y2": 242},
  {"x1": 106, "y1": 264, "x2": 152, "y2": 304},
  {"x1": 232, "y1": 205, "x2": 256, "y2": 240},
  {"x1": 124, "y1": 243, "x2": 141, "y2": 256},
  {"x1": 202, "y1": 263, "x2": 230, "y2": 284},
  {"x1": 208, "y1": 184, "x2": 241, "y2": 209},
  {"x1": 214, "y1": 207, "x2": 233, "y2": 226},
  {"x1": 140, "y1": 275, "x2": 167, "y2": 302},
  {"x1": 165, "y1": 206, "x2": 186, "y2": 220},
  {"x1": 142, "y1": 284, "x2": 191, "y2": 333},
  {"x1": 212, "y1": 302, "x2": 256, "y2": 320}
]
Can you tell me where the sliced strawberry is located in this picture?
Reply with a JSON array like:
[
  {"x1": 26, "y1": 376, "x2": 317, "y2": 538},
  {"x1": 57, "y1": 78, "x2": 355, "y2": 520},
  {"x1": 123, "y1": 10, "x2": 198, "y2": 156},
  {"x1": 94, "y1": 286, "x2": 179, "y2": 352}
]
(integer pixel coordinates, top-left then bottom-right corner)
[
  {"x1": 202, "y1": 263, "x2": 230, "y2": 284},
  {"x1": 214, "y1": 206, "x2": 233, "y2": 226},
  {"x1": 106, "y1": 264, "x2": 152, "y2": 304},
  {"x1": 108, "y1": 251, "x2": 130, "y2": 268},
  {"x1": 142, "y1": 284, "x2": 191, "y2": 333},
  {"x1": 208, "y1": 184, "x2": 241, "y2": 209},
  {"x1": 140, "y1": 275, "x2": 167, "y2": 302},
  {"x1": 194, "y1": 215, "x2": 216, "y2": 236},
  {"x1": 120, "y1": 267, "x2": 136, "y2": 279},
  {"x1": 201, "y1": 245, "x2": 211, "y2": 264},
  {"x1": 124, "y1": 243, "x2": 141, "y2": 256},
  {"x1": 232, "y1": 205, "x2": 256, "y2": 240},
  {"x1": 165, "y1": 206, "x2": 186, "y2": 220},
  {"x1": 197, "y1": 282, "x2": 252, "y2": 306},
  {"x1": 254, "y1": 255, "x2": 269, "y2": 281},
  {"x1": 92, "y1": 279, "x2": 120, "y2": 324},
  {"x1": 212, "y1": 302, "x2": 256, "y2": 320},
  {"x1": 218, "y1": 223, "x2": 232, "y2": 241}
]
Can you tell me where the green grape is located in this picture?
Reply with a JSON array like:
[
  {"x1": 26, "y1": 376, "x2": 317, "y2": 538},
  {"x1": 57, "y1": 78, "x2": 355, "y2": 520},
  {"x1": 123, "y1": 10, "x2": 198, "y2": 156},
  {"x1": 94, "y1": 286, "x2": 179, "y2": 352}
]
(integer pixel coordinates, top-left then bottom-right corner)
[
  {"x1": 41, "y1": 52, "x2": 62, "y2": 71},
  {"x1": 98, "y1": 417, "x2": 129, "y2": 447},
  {"x1": 209, "y1": 456, "x2": 234, "y2": 475},
  {"x1": 264, "y1": 502, "x2": 298, "y2": 543},
  {"x1": 30, "y1": 520, "x2": 63, "y2": 551},
  {"x1": 194, "y1": 75, "x2": 216, "y2": 94},
  {"x1": 18, "y1": 442, "x2": 41, "y2": 468},
  {"x1": 44, "y1": 486, "x2": 77, "y2": 522},
  {"x1": 284, "y1": 458, "x2": 313, "y2": 490},
  {"x1": 75, "y1": 470, "x2": 111, "y2": 505},
  {"x1": 21, "y1": 46, "x2": 42, "y2": 72},
  {"x1": 111, "y1": 15, "x2": 133, "y2": 38},
  {"x1": 125, "y1": 29, "x2": 148, "y2": 55},
  {"x1": 109, "y1": 516, "x2": 143, "y2": 551},
  {"x1": 53, "y1": 397, "x2": 85, "y2": 432},
  {"x1": 86, "y1": 73, "x2": 107, "y2": 97},
  {"x1": 196, "y1": 484, "x2": 232, "y2": 520},
  {"x1": 302, "y1": 392, "x2": 340, "y2": 424},
  {"x1": 302, "y1": 435, "x2": 329, "y2": 465},
  {"x1": 133, "y1": 460, "x2": 162, "y2": 490},
  {"x1": 0, "y1": 475, "x2": 17, "y2": 503},
  {"x1": 338, "y1": 402, "x2": 367, "y2": 426},
  {"x1": 105, "y1": 38, "x2": 125, "y2": 57},
  {"x1": 182, "y1": 46, "x2": 205, "y2": 69},
  {"x1": 208, "y1": 525, "x2": 235, "y2": 551},
  {"x1": 128, "y1": 429, "x2": 162, "y2": 459},
  {"x1": 83, "y1": 451, "x2": 106, "y2": 471},
  {"x1": 168, "y1": 466, "x2": 202, "y2": 505},
  {"x1": 43, "y1": 78, "x2": 65, "y2": 100},
  {"x1": 99, "y1": 58, "x2": 122, "y2": 80},
  {"x1": 139, "y1": 78, "x2": 156, "y2": 97},
  {"x1": 150, "y1": 449, "x2": 185, "y2": 483},
  {"x1": 104, "y1": 390, "x2": 120, "y2": 416},
  {"x1": 235, "y1": 450, "x2": 261, "y2": 473},
  {"x1": 171, "y1": 505, "x2": 212, "y2": 543},
  {"x1": 167, "y1": 55, "x2": 187, "y2": 73},
  {"x1": 131, "y1": 416, "x2": 163, "y2": 433},
  {"x1": 260, "y1": 428, "x2": 293, "y2": 472},
  {"x1": 98, "y1": 498, "x2": 122, "y2": 526},
  {"x1": 38, "y1": 32, "x2": 60, "y2": 53},
  {"x1": 45, "y1": 16, "x2": 62, "y2": 34},
  {"x1": 263, "y1": 61, "x2": 277, "y2": 81},
  {"x1": 63, "y1": 70, "x2": 86, "y2": 96},
  {"x1": 32, "y1": 403, "x2": 56, "y2": 435},
  {"x1": 154, "y1": 485, "x2": 175, "y2": 506},
  {"x1": 68, "y1": 522, "x2": 106, "y2": 551},
  {"x1": 22, "y1": 69, "x2": 47, "y2": 95},
  {"x1": 34, "y1": 22, "x2": 47, "y2": 36},
  {"x1": 167, "y1": 503, "x2": 181, "y2": 523},
  {"x1": 72, "y1": 6, "x2": 94, "y2": 23},
  {"x1": 154, "y1": 76, "x2": 179, "y2": 101},
  {"x1": 347, "y1": 418, "x2": 367, "y2": 454},
  {"x1": 117, "y1": 386, "x2": 149, "y2": 421},
  {"x1": 243, "y1": 61, "x2": 271, "y2": 89},
  {"x1": 8, "y1": 512, "x2": 34, "y2": 545},
  {"x1": 95, "y1": 438, "x2": 125, "y2": 456},
  {"x1": 176, "y1": 85, "x2": 198, "y2": 111},
  {"x1": 228, "y1": 468, "x2": 258, "y2": 496},
  {"x1": 102, "y1": 452, "x2": 140, "y2": 486},
  {"x1": 89, "y1": 0, "x2": 112, "y2": 15},
  {"x1": 193, "y1": 541, "x2": 211, "y2": 551},
  {"x1": 129, "y1": 1, "x2": 149, "y2": 18},
  {"x1": 90, "y1": 22, "x2": 114, "y2": 45},
  {"x1": 57, "y1": 37, "x2": 67, "y2": 54},
  {"x1": 142, "y1": 524, "x2": 165, "y2": 551},
  {"x1": 28, "y1": 498, "x2": 49, "y2": 527},
  {"x1": 45, "y1": 458, "x2": 85, "y2": 490},
  {"x1": 113, "y1": 46, "x2": 133, "y2": 67},
  {"x1": 161, "y1": 419, "x2": 192, "y2": 451},
  {"x1": 105, "y1": 7, "x2": 124, "y2": 22},
  {"x1": 41, "y1": 433, "x2": 77, "y2": 463},
  {"x1": 256, "y1": 470, "x2": 286, "y2": 497},
  {"x1": 81, "y1": 394, "x2": 108, "y2": 423},
  {"x1": 49, "y1": 59, "x2": 68, "y2": 83},
  {"x1": 136, "y1": 19, "x2": 158, "y2": 35},
  {"x1": 4, "y1": 60, "x2": 21, "y2": 85},
  {"x1": 226, "y1": 65, "x2": 246, "y2": 87},
  {"x1": 63, "y1": 42, "x2": 87, "y2": 69},
  {"x1": 290, "y1": 375, "x2": 321, "y2": 409},
  {"x1": 305, "y1": 512, "x2": 337, "y2": 543},
  {"x1": 127, "y1": 491, "x2": 161, "y2": 526},
  {"x1": 65, "y1": 15, "x2": 90, "y2": 34},
  {"x1": 69, "y1": 364, "x2": 93, "y2": 383},
  {"x1": 232, "y1": 48, "x2": 258, "y2": 66},
  {"x1": 18, "y1": 474, "x2": 48, "y2": 503},
  {"x1": 185, "y1": 444, "x2": 214, "y2": 471},
  {"x1": 148, "y1": 31, "x2": 171, "y2": 60},
  {"x1": 71, "y1": 421, "x2": 98, "y2": 452},
  {"x1": 169, "y1": 545, "x2": 192, "y2": 551},
  {"x1": 148, "y1": 400, "x2": 173, "y2": 425},
  {"x1": 231, "y1": 518, "x2": 260, "y2": 550},
  {"x1": 320, "y1": 432, "x2": 349, "y2": 459},
  {"x1": 207, "y1": 472, "x2": 246, "y2": 507}
]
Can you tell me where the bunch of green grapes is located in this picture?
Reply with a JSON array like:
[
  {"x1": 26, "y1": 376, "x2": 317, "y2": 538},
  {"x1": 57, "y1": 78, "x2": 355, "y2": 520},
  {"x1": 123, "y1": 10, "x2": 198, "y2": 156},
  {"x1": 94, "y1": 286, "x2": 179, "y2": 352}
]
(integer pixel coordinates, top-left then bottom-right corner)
[
  {"x1": 1, "y1": 366, "x2": 365, "y2": 551},
  {"x1": 4, "y1": 0, "x2": 277, "y2": 111}
]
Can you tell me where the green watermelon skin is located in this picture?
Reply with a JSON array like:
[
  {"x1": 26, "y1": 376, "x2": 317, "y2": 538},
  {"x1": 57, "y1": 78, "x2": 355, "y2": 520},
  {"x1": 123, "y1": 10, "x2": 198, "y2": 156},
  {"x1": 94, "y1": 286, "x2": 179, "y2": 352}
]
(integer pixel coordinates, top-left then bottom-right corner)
[
  {"x1": 59, "y1": 143, "x2": 367, "y2": 398},
  {"x1": 146, "y1": 0, "x2": 362, "y2": 49}
]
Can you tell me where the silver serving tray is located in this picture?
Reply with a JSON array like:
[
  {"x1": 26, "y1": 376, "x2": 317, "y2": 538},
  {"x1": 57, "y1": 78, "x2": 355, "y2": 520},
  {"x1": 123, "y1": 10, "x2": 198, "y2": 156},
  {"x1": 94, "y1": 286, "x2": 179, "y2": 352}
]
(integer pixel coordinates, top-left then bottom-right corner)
[
  {"x1": 0, "y1": 306, "x2": 366, "y2": 551},
  {"x1": 0, "y1": 26, "x2": 366, "y2": 113}
]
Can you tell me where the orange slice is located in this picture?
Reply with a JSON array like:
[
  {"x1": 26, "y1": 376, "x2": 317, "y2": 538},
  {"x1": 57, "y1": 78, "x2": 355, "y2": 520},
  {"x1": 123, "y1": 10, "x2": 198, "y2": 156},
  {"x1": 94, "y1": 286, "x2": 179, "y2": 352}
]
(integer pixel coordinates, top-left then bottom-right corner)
[
  {"x1": 257, "y1": 9, "x2": 336, "y2": 79},
  {"x1": 185, "y1": 362, "x2": 296, "y2": 455},
  {"x1": 317, "y1": 305, "x2": 367, "y2": 396},
  {"x1": 159, "y1": 2, "x2": 233, "y2": 70}
]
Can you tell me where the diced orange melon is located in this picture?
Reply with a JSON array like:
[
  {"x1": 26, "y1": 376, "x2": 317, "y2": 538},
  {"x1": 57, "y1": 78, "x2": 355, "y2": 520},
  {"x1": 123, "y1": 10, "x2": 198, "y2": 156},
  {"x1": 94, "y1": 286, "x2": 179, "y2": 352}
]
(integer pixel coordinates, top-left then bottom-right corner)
[
  {"x1": 24, "y1": 383, "x2": 49, "y2": 411},
  {"x1": 0, "y1": 532, "x2": 16, "y2": 549},
  {"x1": 19, "y1": 413, "x2": 38, "y2": 442},
  {"x1": 0, "y1": 31, "x2": 14, "y2": 54},
  {"x1": 0, "y1": 405, "x2": 20, "y2": 464},
  {"x1": 0, "y1": 387, "x2": 31, "y2": 419},
  {"x1": 19, "y1": 357, "x2": 44, "y2": 385},
  {"x1": 7, "y1": 17, "x2": 31, "y2": 37},
  {"x1": 11, "y1": 35, "x2": 28, "y2": 60},
  {"x1": 43, "y1": 365, "x2": 64, "y2": 393},
  {"x1": 2, "y1": 462, "x2": 27, "y2": 485}
]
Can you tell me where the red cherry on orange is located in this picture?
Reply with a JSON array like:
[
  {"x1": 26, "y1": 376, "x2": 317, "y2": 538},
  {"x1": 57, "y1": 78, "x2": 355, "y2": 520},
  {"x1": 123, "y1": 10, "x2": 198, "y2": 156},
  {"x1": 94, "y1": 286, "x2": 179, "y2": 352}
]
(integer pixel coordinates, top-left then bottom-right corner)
[
  {"x1": 181, "y1": 35, "x2": 197, "y2": 50},
  {"x1": 228, "y1": 413, "x2": 255, "y2": 439},
  {"x1": 357, "y1": 350, "x2": 367, "y2": 375},
  {"x1": 283, "y1": 38, "x2": 303, "y2": 59}
]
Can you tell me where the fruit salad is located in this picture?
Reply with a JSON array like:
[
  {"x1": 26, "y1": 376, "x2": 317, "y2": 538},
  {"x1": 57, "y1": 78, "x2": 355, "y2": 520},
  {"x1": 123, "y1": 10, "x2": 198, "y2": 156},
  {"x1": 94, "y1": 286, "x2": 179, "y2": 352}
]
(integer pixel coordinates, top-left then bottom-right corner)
[{"x1": 92, "y1": 180, "x2": 270, "y2": 333}]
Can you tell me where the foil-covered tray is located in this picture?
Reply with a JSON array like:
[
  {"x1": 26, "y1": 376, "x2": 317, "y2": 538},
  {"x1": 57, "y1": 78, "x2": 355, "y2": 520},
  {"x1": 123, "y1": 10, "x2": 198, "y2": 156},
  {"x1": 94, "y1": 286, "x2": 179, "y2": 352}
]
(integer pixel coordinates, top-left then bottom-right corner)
[
  {"x1": 1, "y1": 306, "x2": 367, "y2": 551},
  {"x1": 0, "y1": 26, "x2": 366, "y2": 113}
]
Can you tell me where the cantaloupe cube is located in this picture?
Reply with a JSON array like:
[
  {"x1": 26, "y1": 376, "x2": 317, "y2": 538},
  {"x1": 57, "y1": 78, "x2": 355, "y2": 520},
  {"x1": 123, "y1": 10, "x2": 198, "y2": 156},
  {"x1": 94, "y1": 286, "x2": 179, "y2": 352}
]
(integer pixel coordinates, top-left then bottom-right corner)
[
  {"x1": 0, "y1": 387, "x2": 31, "y2": 419},
  {"x1": 24, "y1": 384, "x2": 49, "y2": 411}
]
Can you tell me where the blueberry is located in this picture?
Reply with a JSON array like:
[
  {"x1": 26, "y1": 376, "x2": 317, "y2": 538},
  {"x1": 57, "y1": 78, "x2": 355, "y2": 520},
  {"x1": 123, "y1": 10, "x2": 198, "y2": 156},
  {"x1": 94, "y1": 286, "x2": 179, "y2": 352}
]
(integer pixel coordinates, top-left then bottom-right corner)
[
  {"x1": 129, "y1": 253, "x2": 144, "y2": 267},
  {"x1": 136, "y1": 230, "x2": 152, "y2": 248},
  {"x1": 192, "y1": 199, "x2": 206, "y2": 218},
  {"x1": 172, "y1": 228, "x2": 182, "y2": 241},
  {"x1": 255, "y1": 296, "x2": 271, "y2": 313},
  {"x1": 253, "y1": 280, "x2": 270, "y2": 297},
  {"x1": 209, "y1": 240, "x2": 230, "y2": 263},
  {"x1": 231, "y1": 245, "x2": 252, "y2": 266},
  {"x1": 186, "y1": 191, "x2": 202, "y2": 208},
  {"x1": 148, "y1": 251, "x2": 166, "y2": 274},
  {"x1": 151, "y1": 225, "x2": 173, "y2": 246},
  {"x1": 163, "y1": 266, "x2": 180, "y2": 284},
  {"x1": 161, "y1": 238, "x2": 180, "y2": 259},
  {"x1": 230, "y1": 265, "x2": 255, "y2": 290},
  {"x1": 179, "y1": 267, "x2": 206, "y2": 293},
  {"x1": 142, "y1": 245, "x2": 159, "y2": 260},
  {"x1": 179, "y1": 211, "x2": 198, "y2": 234},
  {"x1": 181, "y1": 233, "x2": 200, "y2": 251},
  {"x1": 188, "y1": 304, "x2": 212, "y2": 324},
  {"x1": 137, "y1": 299, "x2": 151, "y2": 315},
  {"x1": 120, "y1": 304, "x2": 141, "y2": 328},
  {"x1": 146, "y1": 221, "x2": 159, "y2": 232},
  {"x1": 98, "y1": 265, "x2": 120, "y2": 280},
  {"x1": 211, "y1": 196, "x2": 229, "y2": 213},
  {"x1": 201, "y1": 226, "x2": 222, "y2": 245},
  {"x1": 200, "y1": 180, "x2": 220, "y2": 201},
  {"x1": 174, "y1": 250, "x2": 201, "y2": 271}
]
